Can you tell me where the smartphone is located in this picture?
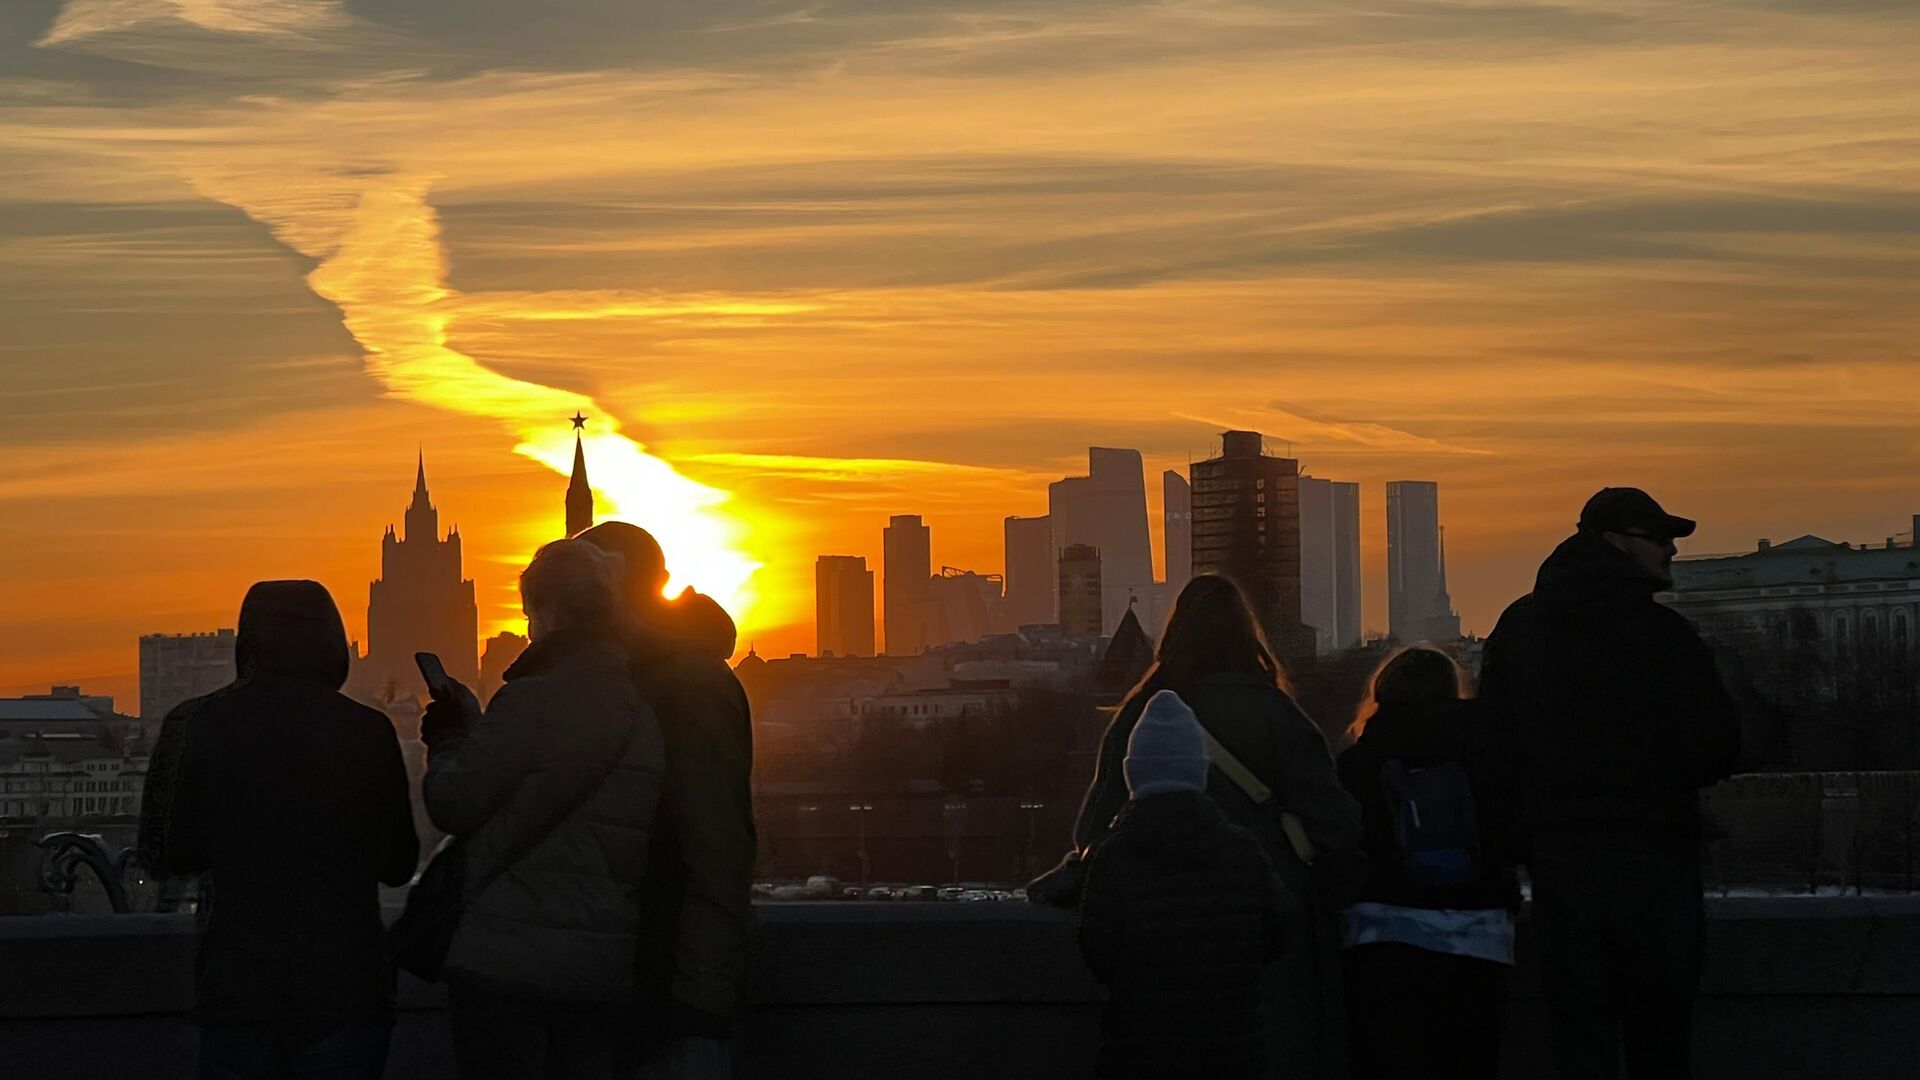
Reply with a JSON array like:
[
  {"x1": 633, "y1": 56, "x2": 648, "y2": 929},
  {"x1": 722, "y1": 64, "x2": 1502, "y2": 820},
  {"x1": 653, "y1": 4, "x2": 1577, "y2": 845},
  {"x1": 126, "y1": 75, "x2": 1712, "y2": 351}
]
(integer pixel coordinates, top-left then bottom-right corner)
[{"x1": 414, "y1": 651, "x2": 455, "y2": 699}]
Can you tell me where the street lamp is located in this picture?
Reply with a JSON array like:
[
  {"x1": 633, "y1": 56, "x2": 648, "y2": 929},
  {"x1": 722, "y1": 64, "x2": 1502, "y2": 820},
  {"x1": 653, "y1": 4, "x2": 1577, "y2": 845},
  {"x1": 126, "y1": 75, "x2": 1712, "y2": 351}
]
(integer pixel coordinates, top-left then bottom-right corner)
[
  {"x1": 849, "y1": 802, "x2": 875, "y2": 885},
  {"x1": 1019, "y1": 799, "x2": 1046, "y2": 880}
]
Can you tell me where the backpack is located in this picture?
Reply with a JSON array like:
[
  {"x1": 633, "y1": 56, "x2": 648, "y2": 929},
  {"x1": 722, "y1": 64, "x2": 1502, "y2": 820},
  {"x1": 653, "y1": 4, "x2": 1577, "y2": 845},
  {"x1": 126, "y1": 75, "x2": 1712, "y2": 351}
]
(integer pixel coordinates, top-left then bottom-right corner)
[{"x1": 1380, "y1": 758, "x2": 1480, "y2": 887}]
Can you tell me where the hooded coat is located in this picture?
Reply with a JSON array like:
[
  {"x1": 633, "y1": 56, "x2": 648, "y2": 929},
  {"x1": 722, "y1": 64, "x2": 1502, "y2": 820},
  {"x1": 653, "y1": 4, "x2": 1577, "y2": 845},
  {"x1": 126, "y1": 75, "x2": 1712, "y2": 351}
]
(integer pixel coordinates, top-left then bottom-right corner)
[
  {"x1": 166, "y1": 580, "x2": 419, "y2": 1028},
  {"x1": 1479, "y1": 530, "x2": 1741, "y2": 858},
  {"x1": 1336, "y1": 700, "x2": 1520, "y2": 913},
  {"x1": 1080, "y1": 791, "x2": 1288, "y2": 1080},
  {"x1": 624, "y1": 591, "x2": 758, "y2": 1027},
  {"x1": 423, "y1": 621, "x2": 665, "y2": 1003}
]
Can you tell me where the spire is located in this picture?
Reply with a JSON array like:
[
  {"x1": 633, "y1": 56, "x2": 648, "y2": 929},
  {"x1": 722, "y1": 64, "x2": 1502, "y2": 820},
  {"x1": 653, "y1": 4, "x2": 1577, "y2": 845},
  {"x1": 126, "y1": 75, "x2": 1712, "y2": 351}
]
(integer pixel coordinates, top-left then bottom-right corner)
[
  {"x1": 404, "y1": 450, "x2": 439, "y2": 542},
  {"x1": 565, "y1": 421, "x2": 594, "y2": 538}
]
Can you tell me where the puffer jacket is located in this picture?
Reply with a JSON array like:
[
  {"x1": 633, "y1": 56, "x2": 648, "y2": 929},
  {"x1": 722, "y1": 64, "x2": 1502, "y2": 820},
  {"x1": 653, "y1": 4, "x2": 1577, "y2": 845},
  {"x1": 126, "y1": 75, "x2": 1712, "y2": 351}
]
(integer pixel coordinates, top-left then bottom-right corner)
[
  {"x1": 1074, "y1": 673, "x2": 1363, "y2": 1080},
  {"x1": 1079, "y1": 791, "x2": 1287, "y2": 1080},
  {"x1": 423, "y1": 623, "x2": 665, "y2": 1003},
  {"x1": 626, "y1": 602, "x2": 757, "y2": 1026},
  {"x1": 1479, "y1": 530, "x2": 1741, "y2": 859}
]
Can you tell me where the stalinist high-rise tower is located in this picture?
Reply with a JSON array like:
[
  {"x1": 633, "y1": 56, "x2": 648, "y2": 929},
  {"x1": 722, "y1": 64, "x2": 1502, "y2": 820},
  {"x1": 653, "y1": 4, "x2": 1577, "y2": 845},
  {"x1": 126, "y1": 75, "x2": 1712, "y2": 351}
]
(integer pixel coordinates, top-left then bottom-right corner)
[{"x1": 363, "y1": 454, "x2": 479, "y2": 699}]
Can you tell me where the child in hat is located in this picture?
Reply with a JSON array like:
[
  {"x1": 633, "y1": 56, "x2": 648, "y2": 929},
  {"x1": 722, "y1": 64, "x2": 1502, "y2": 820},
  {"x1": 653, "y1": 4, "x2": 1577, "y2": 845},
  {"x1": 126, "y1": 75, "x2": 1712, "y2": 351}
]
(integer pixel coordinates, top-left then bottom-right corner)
[{"x1": 1078, "y1": 689, "x2": 1289, "y2": 1079}]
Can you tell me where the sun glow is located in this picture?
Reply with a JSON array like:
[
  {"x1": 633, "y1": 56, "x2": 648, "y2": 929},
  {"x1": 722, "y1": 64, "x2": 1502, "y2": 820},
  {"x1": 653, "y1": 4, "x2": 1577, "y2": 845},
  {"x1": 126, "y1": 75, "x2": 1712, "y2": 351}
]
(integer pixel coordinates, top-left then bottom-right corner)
[{"x1": 303, "y1": 181, "x2": 763, "y2": 627}]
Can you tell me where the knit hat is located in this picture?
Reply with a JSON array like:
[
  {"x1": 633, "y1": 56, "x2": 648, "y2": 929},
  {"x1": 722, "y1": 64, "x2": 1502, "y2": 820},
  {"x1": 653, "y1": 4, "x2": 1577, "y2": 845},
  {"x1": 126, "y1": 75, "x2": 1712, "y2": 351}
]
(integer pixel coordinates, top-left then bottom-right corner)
[{"x1": 1124, "y1": 690, "x2": 1212, "y2": 798}]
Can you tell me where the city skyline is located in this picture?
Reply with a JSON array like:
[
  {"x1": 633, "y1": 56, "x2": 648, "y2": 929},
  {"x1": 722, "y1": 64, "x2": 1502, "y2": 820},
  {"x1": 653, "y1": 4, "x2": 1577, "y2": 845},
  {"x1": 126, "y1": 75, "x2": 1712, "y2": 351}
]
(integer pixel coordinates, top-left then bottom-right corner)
[{"x1": 7, "y1": 3, "x2": 1920, "y2": 700}]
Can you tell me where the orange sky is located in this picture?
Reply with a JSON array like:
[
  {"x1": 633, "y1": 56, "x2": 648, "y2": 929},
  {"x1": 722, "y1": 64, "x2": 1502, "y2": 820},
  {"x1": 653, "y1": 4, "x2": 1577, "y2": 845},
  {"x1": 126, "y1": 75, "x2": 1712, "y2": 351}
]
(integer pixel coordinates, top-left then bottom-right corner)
[{"x1": 3, "y1": 1, "x2": 1919, "y2": 709}]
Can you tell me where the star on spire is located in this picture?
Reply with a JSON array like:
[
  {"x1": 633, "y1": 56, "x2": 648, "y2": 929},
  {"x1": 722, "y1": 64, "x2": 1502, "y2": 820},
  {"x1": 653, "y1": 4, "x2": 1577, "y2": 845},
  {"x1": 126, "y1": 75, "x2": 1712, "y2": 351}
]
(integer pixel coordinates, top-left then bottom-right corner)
[{"x1": 570, "y1": 411, "x2": 589, "y2": 431}]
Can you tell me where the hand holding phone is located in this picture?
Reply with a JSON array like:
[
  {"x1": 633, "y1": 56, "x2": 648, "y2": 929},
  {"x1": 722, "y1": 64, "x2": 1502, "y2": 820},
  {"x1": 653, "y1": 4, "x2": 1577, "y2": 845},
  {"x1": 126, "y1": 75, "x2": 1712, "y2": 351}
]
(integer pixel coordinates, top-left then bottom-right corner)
[{"x1": 414, "y1": 652, "x2": 456, "y2": 700}]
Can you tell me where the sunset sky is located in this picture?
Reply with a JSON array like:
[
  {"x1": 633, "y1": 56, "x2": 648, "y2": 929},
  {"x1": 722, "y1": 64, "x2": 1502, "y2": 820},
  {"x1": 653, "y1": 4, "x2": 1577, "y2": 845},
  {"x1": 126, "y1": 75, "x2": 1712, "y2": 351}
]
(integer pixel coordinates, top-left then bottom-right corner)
[{"x1": 3, "y1": 1, "x2": 1918, "y2": 707}]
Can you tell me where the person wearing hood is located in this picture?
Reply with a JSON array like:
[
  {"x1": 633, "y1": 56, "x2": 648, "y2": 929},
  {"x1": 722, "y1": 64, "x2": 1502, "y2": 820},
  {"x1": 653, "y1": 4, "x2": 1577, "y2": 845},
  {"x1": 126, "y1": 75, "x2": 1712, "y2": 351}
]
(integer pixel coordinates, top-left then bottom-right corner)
[
  {"x1": 575, "y1": 522, "x2": 755, "y2": 1077},
  {"x1": 1078, "y1": 689, "x2": 1289, "y2": 1079},
  {"x1": 1336, "y1": 646, "x2": 1519, "y2": 1080},
  {"x1": 1479, "y1": 488, "x2": 1741, "y2": 1080},
  {"x1": 165, "y1": 580, "x2": 419, "y2": 1080}
]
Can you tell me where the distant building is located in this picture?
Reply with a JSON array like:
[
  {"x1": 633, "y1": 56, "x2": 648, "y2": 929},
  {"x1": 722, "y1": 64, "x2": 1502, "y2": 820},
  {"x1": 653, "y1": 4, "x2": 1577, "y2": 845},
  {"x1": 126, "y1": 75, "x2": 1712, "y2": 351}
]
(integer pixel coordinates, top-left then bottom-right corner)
[
  {"x1": 816, "y1": 556, "x2": 877, "y2": 658},
  {"x1": 479, "y1": 631, "x2": 529, "y2": 704},
  {"x1": 1163, "y1": 471, "x2": 1192, "y2": 599},
  {"x1": 360, "y1": 455, "x2": 479, "y2": 701},
  {"x1": 1002, "y1": 515, "x2": 1055, "y2": 629},
  {"x1": 1190, "y1": 431, "x2": 1314, "y2": 660},
  {"x1": 1300, "y1": 477, "x2": 1364, "y2": 654},
  {"x1": 1058, "y1": 544, "x2": 1104, "y2": 638},
  {"x1": 0, "y1": 688, "x2": 135, "y2": 746},
  {"x1": 1387, "y1": 481, "x2": 1461, "y2": 642},
  {"x1": 927, "y1": 568, "x2": 1004, "y2": 647},
  {"x1": 1051, "y1": 449, "x2": 1154, "y2": 634},
  {"x1": 883, "y1": 515, "x2": 934, "y2": 656},
  {"x1": 1664, "y1": 523, "x2": 1920, "y2": 769},
  {"x1": 139, "y1": 629, "x2": 235, "y2": 720},
  {"x1": 1331, "y1": 481, "x2": 1363, "y2": 651},
  {"x1": 1097, "y1": 607, "x2": 1155, "y2": 692},
  {"x1": 1300, "y1": 477, "x2": 1337, "y2": 655}
]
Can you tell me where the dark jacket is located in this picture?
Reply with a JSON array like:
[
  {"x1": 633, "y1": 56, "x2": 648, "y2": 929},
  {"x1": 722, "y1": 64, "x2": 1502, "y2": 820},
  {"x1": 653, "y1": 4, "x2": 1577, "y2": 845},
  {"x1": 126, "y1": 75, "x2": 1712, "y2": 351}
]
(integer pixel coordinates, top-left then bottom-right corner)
[
  {"x1": 626, "y1": 592, "x2": 757, "y2": 1027},
  {"x1": 167, "y1": 581, "x2": 419, "y2": 1028},
  {"x1": 1479, "y1": 530, "x2": 1742, "y2": 859},
  {"x1": 136, "y1": 693, "x2": 211, "y2": 897},
  {"x1": 424, "y1": 622, "x2": 665, "y2": 1003},
  {"x1": 1336, "y1": 701, "x2": 1520, "y2": 912},
  {"x1": 1080, "y1": 791, "x2": 1287, "y2": 1080},
  {"x1": 1074, "y1": 673, "x2": 1363, "y2": 1080},
  {"x1": 1076, "y1": 673, "x2": 1364, "y2": 903}
]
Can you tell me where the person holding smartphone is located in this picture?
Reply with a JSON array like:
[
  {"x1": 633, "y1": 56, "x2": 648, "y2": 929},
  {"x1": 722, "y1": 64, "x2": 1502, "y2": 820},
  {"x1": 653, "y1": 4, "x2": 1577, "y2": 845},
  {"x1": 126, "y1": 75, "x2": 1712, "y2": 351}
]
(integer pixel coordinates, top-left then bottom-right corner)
[{"x1": 421, "y1": 538, "x2": 666, "y2": 1078}]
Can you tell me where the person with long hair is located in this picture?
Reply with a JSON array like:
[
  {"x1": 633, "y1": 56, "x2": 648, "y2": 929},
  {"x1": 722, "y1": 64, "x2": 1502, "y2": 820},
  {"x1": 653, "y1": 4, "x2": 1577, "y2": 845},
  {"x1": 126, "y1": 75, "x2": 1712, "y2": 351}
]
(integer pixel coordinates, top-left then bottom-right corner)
[
  {"x1": 1067, "y1": 574, "x2": 1365, "y2": 1080},
  {"x1": 1337, "y1": 646, "x2": 1519, "y2": 1080}
]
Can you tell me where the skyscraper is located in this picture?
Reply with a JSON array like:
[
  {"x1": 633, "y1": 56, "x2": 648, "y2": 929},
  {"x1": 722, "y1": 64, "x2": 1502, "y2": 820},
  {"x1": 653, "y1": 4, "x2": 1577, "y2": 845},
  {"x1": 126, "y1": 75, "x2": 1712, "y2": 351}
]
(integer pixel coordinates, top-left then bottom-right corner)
[
  {"x1": 883, "y1": 514, "x2": 933, "y2": 656},
  {"x1": 927, "y1": 567, "x2": 1004, "y2": 646},
  {"x1": 1190, "y1": 431, "x2": 1314, "y2": 660},
  {"x1": 1163, "y1": 470, "x2": 1192, "y2": 598},
  {"x1": 1058, "y1": 544, "x2": 1104, "y2": 637},
  {"x1": 565, "y1": 413, "x2": 594, "y2": 538},
  {"x1": 363, "y1": 455, "x2": 479, "y2": 699},
  {"x1": 1299, "y1": 476, "x2": 1337, "y2": 655},
  {"x1": 815, "y1": 555, "x2": 876, "y2": 658},
  {"x1": 1330, "y1": 481, "x2": 1363, "y2": 650},
  {"x1": 1050, "y1": 449, "x2": 1153, "y2": 634},
  {"x1": 1387, "y1": 481, "x2": 1462, "y2": 641},
  {"x1": 1002, "y1": 515, "x2": 1055, "y2": 629},
  {"x1": 138, "y1": 629, "x2": 236, "y2": 720},
  {"x1": 1296, "y1": 476, "x2": 1364, "y2": 654}
]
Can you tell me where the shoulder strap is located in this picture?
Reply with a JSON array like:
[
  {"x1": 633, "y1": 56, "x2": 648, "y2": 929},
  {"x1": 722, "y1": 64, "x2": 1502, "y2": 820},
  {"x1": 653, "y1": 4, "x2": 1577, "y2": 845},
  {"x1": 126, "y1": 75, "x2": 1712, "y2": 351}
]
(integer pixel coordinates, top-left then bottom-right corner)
[
  {"x1": 1193, "y1": 715, "x2": 1316, "y2": 866},
  {"x1": 468, "y1": 712, "x2": 647, "y2": 902},
  {"x1": 1193, "y1": 721, "x2": 1271, "y2": 805}
]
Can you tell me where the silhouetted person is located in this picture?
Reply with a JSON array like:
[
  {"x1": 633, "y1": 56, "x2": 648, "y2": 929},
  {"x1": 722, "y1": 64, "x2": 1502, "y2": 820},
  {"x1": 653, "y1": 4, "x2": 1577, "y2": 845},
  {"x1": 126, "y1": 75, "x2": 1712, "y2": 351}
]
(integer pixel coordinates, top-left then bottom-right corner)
[
  {"x1": 1068, "y1": 574, "x2": 1364, "y2": 1080},
  {"x1": 166, "y1": 580, "x2": 418, "y2": 1080},
  {"x1": 1337, "y1": 647, "x2": 1519, "y2": 1080},
  {"x1": 576, "y1": 521, "x2": 755, "y2": 1078},
  {"x1": 1079, "y1": 690, "x2": 1288, "y2": 1079},
  {"x1": 422, "y1": 539, "x2": 665, "y2": 1080},
  {"x1": 1480, "y1": 488, "x2": 1740, "y2": 1080}
]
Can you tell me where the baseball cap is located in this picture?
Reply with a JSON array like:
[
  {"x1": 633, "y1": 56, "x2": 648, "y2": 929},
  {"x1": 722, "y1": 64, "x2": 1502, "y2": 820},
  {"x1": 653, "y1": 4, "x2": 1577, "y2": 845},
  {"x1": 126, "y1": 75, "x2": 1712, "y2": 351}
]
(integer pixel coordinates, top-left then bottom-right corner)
[{"x1": 1578, "y1": 487, "x2": 1696, "y2": 540}]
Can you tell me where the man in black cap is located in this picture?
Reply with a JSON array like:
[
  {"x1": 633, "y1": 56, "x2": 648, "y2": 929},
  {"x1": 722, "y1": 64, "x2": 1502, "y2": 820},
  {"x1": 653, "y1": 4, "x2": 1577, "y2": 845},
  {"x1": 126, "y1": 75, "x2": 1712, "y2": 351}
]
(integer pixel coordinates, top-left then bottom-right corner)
[{"x1": 1479, "y1": 488, "x2": 1741, "y2": 1080}]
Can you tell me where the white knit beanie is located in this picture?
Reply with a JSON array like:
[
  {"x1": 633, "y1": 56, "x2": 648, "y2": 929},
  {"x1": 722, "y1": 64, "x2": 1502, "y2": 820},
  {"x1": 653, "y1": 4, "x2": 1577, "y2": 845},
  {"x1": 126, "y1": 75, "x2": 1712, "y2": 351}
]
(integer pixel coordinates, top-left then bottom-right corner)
[{"x1": 1123, "y1": 690, "x2": 1211, "y2": 798}]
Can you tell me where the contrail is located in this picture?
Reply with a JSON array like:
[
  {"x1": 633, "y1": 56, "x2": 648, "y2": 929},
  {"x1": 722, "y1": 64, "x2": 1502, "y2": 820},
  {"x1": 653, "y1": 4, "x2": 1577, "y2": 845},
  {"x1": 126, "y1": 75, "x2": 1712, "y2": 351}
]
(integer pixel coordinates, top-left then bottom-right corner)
[{"x1": 299, "y1": 178, "x2": 761, "y2": 618}]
